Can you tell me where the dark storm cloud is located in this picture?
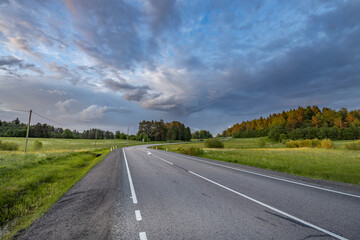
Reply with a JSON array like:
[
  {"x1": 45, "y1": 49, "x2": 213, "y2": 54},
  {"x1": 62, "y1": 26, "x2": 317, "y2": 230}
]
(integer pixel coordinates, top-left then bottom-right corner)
[
  {"x1": 147, "y1": 0, "x2": 180, "y2": 34},
  {"x1": 103, "y1": 78, "x2": 186, "y2": 112},
  {"x1": 104, "y1": 78, "x2": 150, "y2": 92},
  {"x1": 177, "y1": 55, "x2": 206, "y2": 72},
  {"x1": 103, "y1": 78, "x2": 152, "y2": 102},
  {"x1": 0, "y1": 56, "x2": 43, "y2": 74},
  {"x1": 199, "y1": 0, "x2": 360, "y2": 119},
  {"x1": 103, "y1": 78, "x2": 166, "y2": 107},
  {"x1": 66, "y1": 0, "x2": 147, "y2": 70}
]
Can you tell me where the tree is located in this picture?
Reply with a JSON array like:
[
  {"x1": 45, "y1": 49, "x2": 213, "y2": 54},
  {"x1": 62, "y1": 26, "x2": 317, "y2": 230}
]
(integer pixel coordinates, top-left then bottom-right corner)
[
  {"x1": 288, "y1": 128, "x2": 303, "y2": 140},
  {"x1": 34, "y1": 123, "x2": 44, "y2": 138},
  {"x1": 12, "y1": 118, "x2": 20, "y2": 125},
  {"x1": 115, "y1": 131, "x2": 121, "y2": 139},
  {"x1": 63, "y1": 129, "x2": 74, "y2": 139},
  {"x1": 268, "y1": 125, "x2": 285, "y2": 141},
  {"x1": 184, "y1": 127, "x2": 191, "y2": 141}
]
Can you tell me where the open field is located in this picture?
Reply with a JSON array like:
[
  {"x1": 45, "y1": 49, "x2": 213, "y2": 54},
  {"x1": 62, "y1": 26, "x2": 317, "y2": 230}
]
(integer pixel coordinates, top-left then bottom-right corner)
[
  {"x1": 154, "y1": 137, "x2": 360, "y2": 185},
  {"x1": 0, "y1": 137, "x2": 143, "y2": 240},
  {"x1": 0, "y1": 137, "x2": 142, "y2": 153}
]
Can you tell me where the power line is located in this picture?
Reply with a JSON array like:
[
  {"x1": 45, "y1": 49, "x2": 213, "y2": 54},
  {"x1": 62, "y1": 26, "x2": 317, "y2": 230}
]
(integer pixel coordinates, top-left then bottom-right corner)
[
  {"x1": 0, "y1": 108, "x2": 66, "y2": 128},
  {"x1": 32, "y1": 111, "x2": 65, "y2": 128}
]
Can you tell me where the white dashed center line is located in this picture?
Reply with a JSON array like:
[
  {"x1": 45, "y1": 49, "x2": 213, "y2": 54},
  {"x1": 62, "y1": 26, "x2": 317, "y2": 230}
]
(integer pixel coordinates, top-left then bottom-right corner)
[
  {"x1": 135, "y1": 210, "x2": 142, "y2": 221},
  {"x1": 139, "y1": 232, "x2": 147, "y2": 240}
]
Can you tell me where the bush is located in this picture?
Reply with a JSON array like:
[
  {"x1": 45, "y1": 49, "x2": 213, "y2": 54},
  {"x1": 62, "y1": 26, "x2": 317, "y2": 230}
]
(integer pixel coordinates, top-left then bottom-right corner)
[
  {"x1": 0, "y1": 140, "x2": 19, "y2": 151},
  {"x1": 279, "y1": 134, "x2": 287, "y2": 142},
  {"x1": 286, "y1": 139, "x2": 320, "y2": 148},
  {"x1": 175, "y1": 147, "x2": 186, "y2": 153},
  {"x1": 303, "y1": 139, "x2": 313, "y2": 147},
  {"x1": 312, "y1": 138, "x2": 321, "y2": 148},
  {"x1": 281, "y1": 138, "x2": 290, "y2": 144},
  {"x1": 204, "y1": 139, "x2": 224, "y2": 148},
  {"x1": 186, "y1": 147, "x2": 205, "y2": 156},
  {"x1": 320, "y1": 139, "x2": 334, "y2": 149},
  {"x1": 344, "y1": 140, "x2": 360, "y2": 150},
  {"x1": 33, "y1": 140, "x2": 43, "y2": 150},
  {"x1": 286, "y1": 140, "x2": 298, "y2": 148},
  {"x1": 258, "y1": 138, "x2": 265, "y2": 147}
]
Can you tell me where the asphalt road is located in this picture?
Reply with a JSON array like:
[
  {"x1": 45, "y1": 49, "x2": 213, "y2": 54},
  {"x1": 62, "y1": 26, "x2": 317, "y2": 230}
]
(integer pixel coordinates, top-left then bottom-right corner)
[{"x1": 15, "y1": 145, "x2": 360, "y2": 240}]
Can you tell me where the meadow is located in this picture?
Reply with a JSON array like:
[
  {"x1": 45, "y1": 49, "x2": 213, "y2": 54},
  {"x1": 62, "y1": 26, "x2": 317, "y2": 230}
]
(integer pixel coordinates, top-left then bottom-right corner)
[
  {"x1": 0, "y1": 137, "x2": 142, "y2": 240},
  {"x1": 155, "y1": 137, "x2": 360, "y2": 185}
]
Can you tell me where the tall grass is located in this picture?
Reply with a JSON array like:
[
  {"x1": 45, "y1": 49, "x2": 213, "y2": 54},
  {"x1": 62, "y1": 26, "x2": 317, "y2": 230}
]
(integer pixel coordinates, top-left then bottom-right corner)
[
  {"x1": 155, "y1": 137, "x2": 360, "y2": 185},
  {"x1": 0, "y1": 141, "x2": 19, "y2": 151},
  {"x1": 0, "y1": 150, "x2": 110, "y2": 239},
  {"x1": 0, "y1": 137, "x2": 145, "y2": 240}
]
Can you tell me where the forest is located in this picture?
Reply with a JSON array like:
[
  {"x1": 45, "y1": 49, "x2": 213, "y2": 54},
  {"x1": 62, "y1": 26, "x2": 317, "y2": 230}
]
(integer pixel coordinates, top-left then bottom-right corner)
[
  {"x1": 0, "y1": 118, "x2": 198, "y2": 142},
  {"x1": 0, "y1": 118, "x2": 127, "y2": 139},
  {"x1": 222, "y1": 106, "x2": 360, "y2": 141},
  {"x1": 137, "y1": 120, "x2": 191, "y2": 141}
]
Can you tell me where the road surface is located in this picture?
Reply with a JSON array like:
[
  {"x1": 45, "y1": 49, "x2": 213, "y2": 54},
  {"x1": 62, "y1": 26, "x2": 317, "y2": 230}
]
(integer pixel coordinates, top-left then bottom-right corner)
[{"x1": 15, "y1": 145, "x2": 360, "y2": 240}]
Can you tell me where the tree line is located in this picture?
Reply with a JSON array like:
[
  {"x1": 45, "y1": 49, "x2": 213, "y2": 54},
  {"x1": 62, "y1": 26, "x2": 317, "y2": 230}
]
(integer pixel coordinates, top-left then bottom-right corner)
[
  {"x1": 0, "y1": 118, "x2": 130, "y2": 139},
  {"x1": 137, "y1": 120, "x2": 192, "y2": 141},
  {"x1": 191, "y1": 130, "x2": 213, "y2": 139},
  {"x1": 222, "y1": 106, "x2": 360, "y2": 141}
]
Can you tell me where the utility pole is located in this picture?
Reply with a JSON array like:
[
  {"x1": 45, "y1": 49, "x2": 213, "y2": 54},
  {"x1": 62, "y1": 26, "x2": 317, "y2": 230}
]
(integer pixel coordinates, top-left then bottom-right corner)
[
  {"x1": 95, "y1": 129, "x2": 97, "y2": 147},
  {"x1": 24, "y1": 109, "x2": 32, "y2": 154},
  {"x1": 127, "y1": 127, "x2": 129, "y2": 147}
]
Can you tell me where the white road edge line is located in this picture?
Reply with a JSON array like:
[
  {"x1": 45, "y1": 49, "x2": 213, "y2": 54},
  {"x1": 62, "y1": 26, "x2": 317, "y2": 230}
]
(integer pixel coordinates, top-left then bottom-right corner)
[
  {"x1": 188, "y1": 170, "x2": 347, "y2": 240},
  {"x1": 135, "y1": 210, "x2": 142, "y2": 221},
  {"x1": 123, "y1": 148, "x2": 138, "y2": 204},
  {"x1": 148, "y1": 151, "x2": 174, "y2": 165},
  {"x1": 139, "y1": 232, "x2": 147, "y2": 240},
  {"x1": 158, "y1": 151, "x2": 360, "y2": 199}
]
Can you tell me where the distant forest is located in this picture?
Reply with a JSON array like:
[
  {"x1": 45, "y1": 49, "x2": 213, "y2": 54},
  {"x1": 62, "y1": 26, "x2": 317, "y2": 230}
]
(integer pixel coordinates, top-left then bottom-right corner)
[
  {"x1": 137, "y1": 120, "x2": 192, "y2": 141},
  {"x1": 0, "y1": 118, "x2": 205, "y2": 142},
  {"x1": 0, "y1": 118, "x2": 129, "y2": 140},
  {"x1": 222, "y1": 106, "x2": 360, "y2": 141}
]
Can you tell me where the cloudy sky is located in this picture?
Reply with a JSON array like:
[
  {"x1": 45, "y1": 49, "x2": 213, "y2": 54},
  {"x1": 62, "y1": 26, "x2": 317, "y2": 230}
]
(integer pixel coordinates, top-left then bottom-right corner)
[{"x1": 0, "y1": 0, "x2": 359, "y2": 134}]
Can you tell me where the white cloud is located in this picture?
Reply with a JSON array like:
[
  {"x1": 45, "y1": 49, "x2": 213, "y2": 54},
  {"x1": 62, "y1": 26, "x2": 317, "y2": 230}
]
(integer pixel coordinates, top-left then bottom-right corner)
[
  {"x1": 55, "y1": 99, "x2": 77, "y2": 113},
  {"x1": 79, "y1": 104, "x2": 130, "y2": 122}
]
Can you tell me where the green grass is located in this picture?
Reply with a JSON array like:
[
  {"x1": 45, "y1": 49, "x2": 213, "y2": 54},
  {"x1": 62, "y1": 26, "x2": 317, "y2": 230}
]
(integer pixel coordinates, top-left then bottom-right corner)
[
  {"x1": 155, "y1": 137, "x2": 360, "y2": 185},
  {"x1": 0, "y1": 137, "x2": 144, "y2": 240},
  {"x1": 0, "y1": 137, "x2": 142, "y2": 153}
]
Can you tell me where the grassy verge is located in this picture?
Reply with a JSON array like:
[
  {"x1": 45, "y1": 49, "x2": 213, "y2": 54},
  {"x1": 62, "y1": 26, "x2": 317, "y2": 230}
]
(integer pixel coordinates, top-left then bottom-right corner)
[
  {"x1": 0, "y1": 149, "x2": 110, "y2": 239},
  {"x1": 0, "y1": 137, "x2": 150, "y2": 240},
  {"x1": 0, "y1": 137, "x2": 143, "y2": 153},
  {"x1": 154, "y1": 138, "x2": 360, "y2": 185}
]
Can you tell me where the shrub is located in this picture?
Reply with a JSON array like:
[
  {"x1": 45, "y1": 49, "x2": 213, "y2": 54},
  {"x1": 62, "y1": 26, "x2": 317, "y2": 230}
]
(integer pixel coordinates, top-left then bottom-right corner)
[
  {"x1": 258, "y1": 138, "x2": 265, "y2": 147},
  {"x1": 320, "y1": 139, "x2": 334, "y2": 149},
  {"x1": 286, "y1": 139, "x2": 319, "y2": 148},
  {"x1": 312, "y1": 138, "x2": 321, "y2": 148},
  {"x1": 281, "y1": 138, "x2": 290, "y2": 144},
  {"x1": 175, "y1": 147, "x2": 186, "y2": 153},
  {"x1": 279, "y1": 134, "x2": 287, "y2": 142},
  {"x1": 344, "y1": 140, "x2": 360, "y2": 150},
  {"x1": 204, "y1": 139, "x2": 224, "y2": 148},
  {"x1": 286, "y1": 140, "x2": 299, "y2": 148},
  {"x1": 303, "y1": 139, "x2": 313, "y2": 148},
  {"x1": 186, "y1": 147, "x2": 204, "y2": 156},
  {"x1": 33, "y1": 140, "x2": 43, "y2": 150},
  {"x1": 0, "y1": 140, "x2": 19, "y2": 151}
]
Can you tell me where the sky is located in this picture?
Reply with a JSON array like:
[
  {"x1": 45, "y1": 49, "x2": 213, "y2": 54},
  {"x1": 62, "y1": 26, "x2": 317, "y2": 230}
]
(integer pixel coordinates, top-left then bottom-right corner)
[{"x1": 0, "y1": 0, "x2": 359, "y2": 135}]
